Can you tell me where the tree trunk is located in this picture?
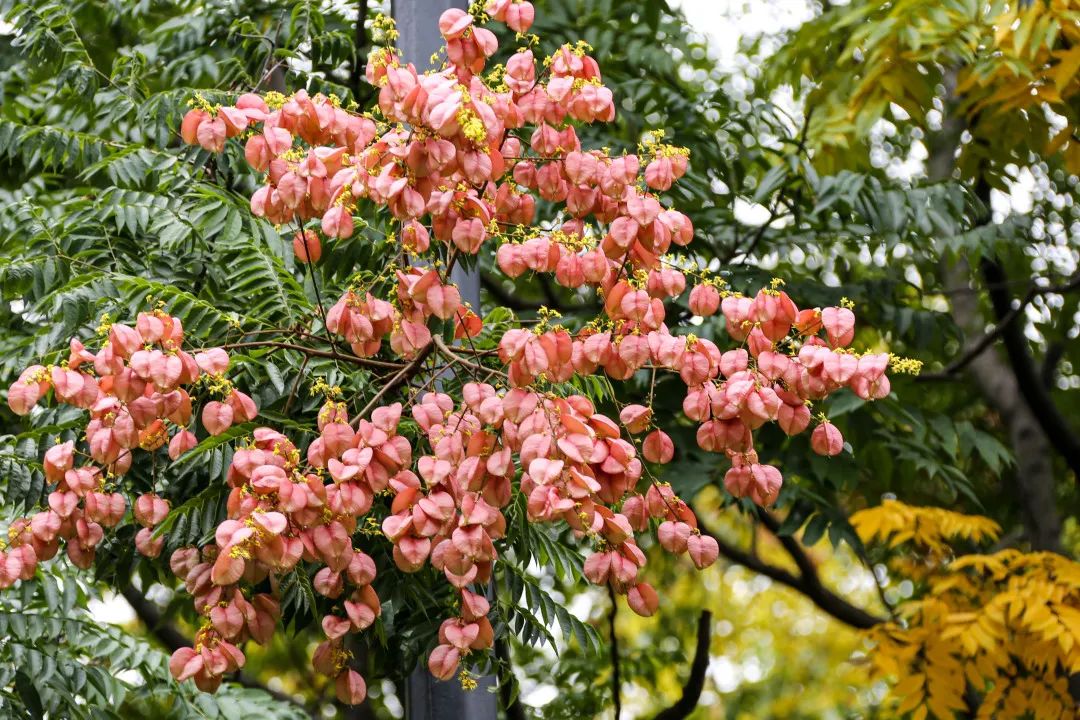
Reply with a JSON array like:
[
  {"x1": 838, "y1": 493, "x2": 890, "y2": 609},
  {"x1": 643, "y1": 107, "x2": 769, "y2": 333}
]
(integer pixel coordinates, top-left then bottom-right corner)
[
  {"x1": 943, "y1": 259, "x2": 1062, "y2": 551},
  {"x1": 929, "y1": 71, "x2": 1063, "y2": 552}
]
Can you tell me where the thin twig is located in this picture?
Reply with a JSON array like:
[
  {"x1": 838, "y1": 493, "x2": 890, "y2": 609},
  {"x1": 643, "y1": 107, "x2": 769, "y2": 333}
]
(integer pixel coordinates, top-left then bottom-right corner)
[
  {"x1": 432, "y1": 335, "x2": 508, "y2": 379},
  {"x1": 350, "y1": 342, "x2": 435, "y2": 426},
  {"x1": 607, "y1": 584, "x2": 622, "y2": 720},
  {"x1": 216, "y1": 340, "x2": 404, "y2": 370},
  {"x1": 919, "y1": 271, "x2": 1080, "y2": 381}
]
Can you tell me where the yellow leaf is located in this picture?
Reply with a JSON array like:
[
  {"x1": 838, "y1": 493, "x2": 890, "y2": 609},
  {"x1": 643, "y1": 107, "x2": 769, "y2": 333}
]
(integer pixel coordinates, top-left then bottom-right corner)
[
  {"x1": 895, "y1": 673, "x2": 925, "y2": 698},
  {"x1": 1051, "y1": 44, "x2": 1080, "y2": 92}
]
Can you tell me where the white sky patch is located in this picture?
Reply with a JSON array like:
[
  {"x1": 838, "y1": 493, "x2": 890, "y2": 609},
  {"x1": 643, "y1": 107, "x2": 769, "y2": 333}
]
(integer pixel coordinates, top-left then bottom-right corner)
[
  {"x1": 673, "y1": 0, "x2": 814, "y2": 71},
  {"x1": 88, "y1": 592, "x2": 137, "y2": 625}
]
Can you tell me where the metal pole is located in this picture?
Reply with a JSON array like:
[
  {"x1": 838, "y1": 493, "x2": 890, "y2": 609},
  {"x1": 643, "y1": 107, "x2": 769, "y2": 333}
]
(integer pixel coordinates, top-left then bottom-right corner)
[
  {"x1": 392, "y1": 1, "x2": 494, "y2": 718},
  {"x1": 391, "y1": 0, "x2": 482, "y2": 311}
]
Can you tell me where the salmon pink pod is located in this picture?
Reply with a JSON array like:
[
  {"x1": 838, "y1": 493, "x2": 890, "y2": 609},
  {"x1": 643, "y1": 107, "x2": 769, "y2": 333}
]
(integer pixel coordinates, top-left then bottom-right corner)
[
  {"x1": 428, "y1": 644, "x2": 461, "y2": 681},
  {"x1": 293, "y1": 230, "x2": 322, "y2": 263},
  {"x1": 619, "y1": 404, "x2": 651, "y2": 434},
  {"x1": 777, "y1": 401, "x2": 811, "y2": 436},
  {"x1": 336, "y1": 669, "x2": 367, "y2": 705},
  {"x1": 227, "y1": 389, "x2": 258, "y2": 422},
  {"x1": 134, "y1": 494, "x2": 170, "y2": 527},
  {"x1": 401, "y1": 220, "x2": 431, "y2": 253},
  {"x1": 202, "y1": 401, "x2": 234, "y2": 436},
  {"x1": 196, "y1": 116, "x2": 226, "y2": 152},
  {"x1": 627, "y1": 582, "x2": 659, "y2": 616},
  {"x1": 135, "y1": 527, "x2": 165, "y2": 558},
  {"x1": 686, "y1": 533, "x2": 719, "y2": 569},
  {"x1": 852, "y1": 353, "x2": 891, "y2": 400},
  {"x1": 645, "y1": 157, "x2": 675, "y2": 191},
  {"x1": 322, "y1": 206, "x2": 354, "y2": 239},
  {"x1": 658, "y1": 521, "x2": 692, "y2": 554},
  {"x1": 8, "y1": 365, "x2": 51, "y2": 415},
  {"x1": 642, "y1": 429, "x2": 674, "y2": 464},
  {"x1": 811, "y1": 422, "x2": 844, "y2": 456},
  {"x1": 821, "y1": 306, "x2": 856, "y2": 347},
  {"x1": 689, "y1": 284, "x2": 720, "y2": 317},
  {"x1": 180, "y1": 109, "x2": 209, "y2": 145},
  {"x1": 195, "y1": 348, "x2": 229, "y2": 374}
]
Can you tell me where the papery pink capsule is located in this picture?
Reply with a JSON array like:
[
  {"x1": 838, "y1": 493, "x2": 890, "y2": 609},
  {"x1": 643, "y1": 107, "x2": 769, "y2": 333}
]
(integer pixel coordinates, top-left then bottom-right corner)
[
  {"x1": 135, "y1": 527, "x2": 165, "y2": 558},
  {"x1": 438, "y1": 8, "x2": 472, "y2": 38},
  {"x1": 627, "y1": 582, "x2": 659, "y2": 617},
  {"x1": 642, "y1": 429, "x2": 674, "y2": 464},
  {"x1": 811, "y1": 422, "x2": 844, "y2": 456},
  {"x1": 618, "y1": 404, "x2": 651, "y2": 434},
  {"x1": 504, "y1": 0, "x2": 535, "y2": 32},
  {"x1": 169, "y1": 647, "x2": 203, "y2": 682},
  {"x1": 169, "y1": 429, "x2": 198, "y2": 460},
  {"x1": 202, "y1": 401, "x2": 234, "y2": 436},
  {"x1": 687, "y1": 533, "x2": 719, "y2": 569},
  {"x1": 336, "y1": 669, "x2": 367, "y2": 705},
  {"x1": 293, "y1": 229, "x2": 322, "y2": 263},
  {"x1": 322, "y1": 206, "x2": 354, "y2": 239},
  {"x1": 196, "y1": 116, "x2": 227, "y2": 152},
  {"x1": 6, "y1": 377, "x2": 43, "y2": 415},
  {"x1": 427, "y1": 644, "x2": 461, "y2": 681},
  {"x1": 134, "y1": 494, "x2": 170, "y2": 527},
  {"x1": 777, "y1": 401, "x2": 811, "y2": 436},
  {"x1": 658, "y1": 521, "x2": 691, "y2": 554},
  {"x1": 821, "y1": 306, "x2": 856, "y2": 347}
]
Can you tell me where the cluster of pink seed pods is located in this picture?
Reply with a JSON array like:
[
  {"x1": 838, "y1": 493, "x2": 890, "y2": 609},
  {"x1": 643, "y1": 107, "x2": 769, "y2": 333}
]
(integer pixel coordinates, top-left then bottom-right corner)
[
  {"x1": 2, "y1": 310, "x2": 253, "y2": 585},
  {"x1": 1, "y1": 0, "x2": 901, "y2": 707}
]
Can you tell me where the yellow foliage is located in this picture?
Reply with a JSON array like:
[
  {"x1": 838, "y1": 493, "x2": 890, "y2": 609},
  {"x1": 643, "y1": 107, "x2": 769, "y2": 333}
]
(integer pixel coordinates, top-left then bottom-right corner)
[
  {"x1": 860, "y1": 502, "x2": 1080, "y2": 719},
  {"x1": 776, "y1": 0, "x2": 1080, "y2": 175},
  {"x1": 850, "y1": 499, "x2": 1001, "y2": 555}
]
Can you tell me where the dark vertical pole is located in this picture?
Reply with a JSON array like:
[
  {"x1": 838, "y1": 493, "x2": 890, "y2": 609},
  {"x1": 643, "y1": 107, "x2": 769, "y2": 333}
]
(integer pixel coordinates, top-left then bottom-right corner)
[
  {"x1": 391, "y1": 0, "x2": 482, "y2": 313},
  {"x1": 392, "y1": 1, "x2": 493, "y2": 718}
]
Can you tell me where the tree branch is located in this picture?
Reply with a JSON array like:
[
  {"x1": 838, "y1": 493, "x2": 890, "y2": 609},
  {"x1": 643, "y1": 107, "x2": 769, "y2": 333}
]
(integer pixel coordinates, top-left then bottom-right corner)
[
  {"x1": 652, "y1": 610, "x2": 712, "y2": 720},
  {"x1": 918, "y1": 272, "x2": 1080, "y2": 381},
  {"x1": 980, "y1": 260, "x2": 1080, "y2": 482},
  {"x1": 1042, "y1": 342, "x2": 1066, "y2": 390},
  {"x1": 120, "y1": 585, "x2": 189, "y2": 652},
  {"x1": 692, "y1": 509, "x2": 884, "y2": 630},
  {"x1": 218, "y1": 340, "x2": 405, "y2": 371},
  {"x1": 495, "y1": 635, "x2": 528, "y2": 720},
  {"x1": 350, "y1": 341, "x2": 434, "y2": 427},
  {"x1": 607, "y1": 584, "x2": 622, "y2": 720}
]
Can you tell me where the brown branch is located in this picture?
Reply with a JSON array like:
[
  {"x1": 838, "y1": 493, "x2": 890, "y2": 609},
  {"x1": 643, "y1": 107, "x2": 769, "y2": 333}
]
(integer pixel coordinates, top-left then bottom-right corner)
[
  {"x1": 1042, "y1": 341, "x2": 1066, "y2": 390},
  {"x1": 692, "y1": 508, "x2": 884, "y2": 630},
  {"x1": 918, "y1": 272, "x2": 1080, "y2": 381},
  {"x1": 350, "y1": 341, "x2": 434, "y2": 427},
  {"x1": 607, "y1": 584, "x2": 622, "y2": 720},
  {"x1": 495, "y1": 635, "x2": 528, "y2": 720},
  {"x1": 652, "y1": 610, "x2": 712, "y2": 720},
  {"x1": 218, "y1": 340, "x2": 405, "y2": 370},
  {"x1": 121, "y1": 585, "x2": 189, "y2": 652},
  {"x1": 432, "y1": 334, "x2": 508, "y2": 379},
  {"x1": 980, "y1": 260, "x2": 1080, "y2": 481}
]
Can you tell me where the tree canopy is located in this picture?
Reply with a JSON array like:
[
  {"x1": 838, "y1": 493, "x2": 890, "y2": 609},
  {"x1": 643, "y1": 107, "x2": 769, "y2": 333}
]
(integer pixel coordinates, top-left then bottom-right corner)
[{"x1": 0, "y1": 0, "x2": 1079, "y2": 719}]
